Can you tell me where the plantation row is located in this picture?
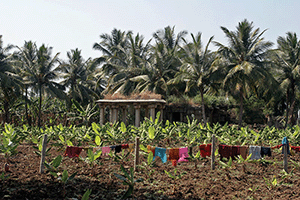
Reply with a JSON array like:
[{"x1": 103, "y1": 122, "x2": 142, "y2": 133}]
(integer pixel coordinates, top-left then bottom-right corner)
[{"x1": 2, "y1": 114, "x2": 300, "y2": 159}]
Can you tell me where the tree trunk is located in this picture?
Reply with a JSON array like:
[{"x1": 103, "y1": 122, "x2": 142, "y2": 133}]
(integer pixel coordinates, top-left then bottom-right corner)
[
  {"x1": 64, "y1": 113, "x2": 69, "y2": 127},
  {"x1": 285, "y1": 90, "x2": 290, "y2": 129},
  {"x1": 64, "y1": 99, "x2": 72, "y2": 127},
  {"x1": 200, "y1": 87, "x2": 206, "y2": 124},
  {"x1": 238, "y1": 90, "x2": 243, "y2": 129},
  {"x1": 38, "y1": 84, "x2": 42, "y2": 127},
  {"x1": 25, "y1": 87, "x2": 31, "y2": 126},
  {"x1": 288, "y1": 82, "x2": 296, "y2": 125},
  {"x1": 288, "y1": 98, "x2": 296, "y2": 125},
  {"x1": 3, "y1": 99, "x2": 9, "y2": 124}
]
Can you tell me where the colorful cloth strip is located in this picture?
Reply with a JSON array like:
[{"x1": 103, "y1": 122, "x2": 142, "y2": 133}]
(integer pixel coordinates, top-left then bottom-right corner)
[
  {"x1": 64, "y1": 146, "x2": 83, "y2": 158},
  {"x1": 199, "y1": 144, "x2": 211, "y2": 158}
]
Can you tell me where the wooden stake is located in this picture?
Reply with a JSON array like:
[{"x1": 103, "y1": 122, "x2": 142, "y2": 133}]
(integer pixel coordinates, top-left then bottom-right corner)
[
  {"x1": 39, "y1": 134, "x2": 48, "y2": 174},
  {"x1": 283, "y1": 144, "x2": 288, "y2": 173},
  {"x1": 189, "y1": 146, "x2": 193, "y2": 156},
  {"x1": 134, "y1": 137, "x2": 140, "y2": 171},
  {"x1": 211, "y1": 134, "x2": 216, "y2": 170}
]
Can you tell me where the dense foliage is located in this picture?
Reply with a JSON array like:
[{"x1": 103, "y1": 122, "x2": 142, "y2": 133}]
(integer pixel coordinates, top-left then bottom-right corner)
[
  {"x1": 1, "y1": 19, "x2": 300, "y2": 127},
  {"x1": 1, "y1": 117, "x2": 300, "y2": 152}
]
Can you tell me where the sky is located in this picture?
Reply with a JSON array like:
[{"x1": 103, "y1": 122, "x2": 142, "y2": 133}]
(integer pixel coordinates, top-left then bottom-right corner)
[{"x1": 1, "y1": 0, "x2": 300, "y2": 61}]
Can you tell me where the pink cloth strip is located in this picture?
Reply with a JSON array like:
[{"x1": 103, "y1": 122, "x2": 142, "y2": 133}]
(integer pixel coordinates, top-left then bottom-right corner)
[
  {"x1": 102, "y1": 146, "x2": 110, "y2": 155},
  {"x1": 178, "y1": 147, "x2": 189, "y2": 162}
]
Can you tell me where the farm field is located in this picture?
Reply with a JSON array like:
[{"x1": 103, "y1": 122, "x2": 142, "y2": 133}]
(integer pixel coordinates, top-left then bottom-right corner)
[
  {"x1": 1, "y1": 144, "x2": 300, "y2": 199},
  {"x1": 2, "y1": 2, "x2": 300, "y2": 199},
  {"x1": 1, "y1": 119, "x2": 300, "y2": 199}
]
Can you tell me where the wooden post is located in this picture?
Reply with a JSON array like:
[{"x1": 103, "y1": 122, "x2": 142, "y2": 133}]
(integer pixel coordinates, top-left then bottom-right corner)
[
  {"x1": 39, "y1": 134, "x2": 48, "y2": 174},
  {"x1": 134, "y1": 137, "x2": 140, "y2": 171},
  {"x1": 189, "y1": 146, "x2": 193, "y2": 156},
  {"x1": 211, "y1": 134, "x2": 216, "y2": 170},
  {"x1": 283, "y1": 144, "x2": 288, "y2": 173}
]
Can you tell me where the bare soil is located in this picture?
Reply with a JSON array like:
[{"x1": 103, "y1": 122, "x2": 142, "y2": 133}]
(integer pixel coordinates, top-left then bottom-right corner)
[{"x1": 1, "y1": 144, "x2": 300, "y2": 200}]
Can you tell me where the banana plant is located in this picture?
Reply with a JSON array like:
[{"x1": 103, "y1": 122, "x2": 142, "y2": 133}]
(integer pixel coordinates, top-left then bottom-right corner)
[
  {"x1": 68, "y1": 100, "x2": 98, "y2": 126},
  {"x1": 51, "y1": 124, "x2": 75, "y2": 149},
  {"x1": 44, "y1": 155, "x2": 63, "y2": 177},
  {"x1": 236, "y1": 154, "x2": 252, "y2": 173},
  {"x1": 114, "y1": 165, "x2": 143, "y2": 199},
  {"x1": 0, "y1": 172, "x2": 9, "y2": 180},
  {"x1": 136, "y1": 112, "x2": 163, "y2": 144},
  {"x1": 84, "y1": 148, "x2": 102, "y2": 176},
  {"x1": 113, "y1": 149, "x2": 131, "y2": 165},
  {"x1": 263, "y1": 176, "x2": 279, "y2": 190},
  {"x1": 138, "y1": 147, "x2": 157, "y2": 181},
  {"x1": 32, "y1": 135, "x2": 52, "y2": 156},
  {"x1": 219, "y1": 157, "x2": 233, "y2": 169},
  {"x1": 59, "y1": 169, "x2": 77, "y2": 198},
  {"x1": 187, "y1": 150, "x2": 202, "y2": 169},
  {"x1": 139, "y1": 144, "x2": 156, "y2": 167},
  {"x1": 101, "y1": 122, "x2": 131, "y2": 144},
  {"x1": 164, "y1": 168, "x2": 186, "y2": 180},
  {"x1": 81, "y1": 189, "x2": 92, "y2": 200},
  {"x1": 59, "y1": 135, "x2": 74, "y2": 147},
  {"x1": 162, "y1": 120, "x2": 181, "y2": 147},
  {"x1": 0, "y1": 124, "x2": 20, "y2": 164}
]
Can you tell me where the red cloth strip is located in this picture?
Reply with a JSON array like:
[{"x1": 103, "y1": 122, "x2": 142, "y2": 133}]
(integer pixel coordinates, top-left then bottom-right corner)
[{"x1": 64, "y1": 146, "x2": 83, "y2": 158}]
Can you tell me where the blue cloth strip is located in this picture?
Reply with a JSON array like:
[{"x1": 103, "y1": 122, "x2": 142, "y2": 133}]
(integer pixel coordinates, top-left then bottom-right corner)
[{"x1": 153, "y1": 147, "x2": 167, "y2": 163}]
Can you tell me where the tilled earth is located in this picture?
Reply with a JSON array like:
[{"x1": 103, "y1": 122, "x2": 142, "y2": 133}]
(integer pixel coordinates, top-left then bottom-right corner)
[{"x1": 1, "y1": 144, "x2": 300, "y2": 200}]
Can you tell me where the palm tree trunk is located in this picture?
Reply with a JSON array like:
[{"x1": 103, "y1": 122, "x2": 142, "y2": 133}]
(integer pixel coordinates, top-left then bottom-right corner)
[
  {"x1": 238, "y1": 90, "x2": 243, "y2": 128},
  {"x1": 3, "y1": 99, "x2": 9, "y2": 124},
  {"x1": 288, "y1": 99, "x2": 296, "y2": 125},
  {"x1": 38, "y1": 84, "x2": 42, "y2": 127},
  {"x1": 200, "y1": 88, "x2": 206, "y2": 124},
  {"x1": 285, "y1": 90, "x2": 289, "y2": 128},
  {"x1": 24, "y1": 87, "x2": 31, "y2": 126},
  {"x1": 288, "y1": 82, "x2": 296, "y2": 125},
  {"x1": 64, "y1": 99, "x2": 71, "y2": 126},
  {"x1": 64, "y1": 113, "x2": 68, "y2": 127}
]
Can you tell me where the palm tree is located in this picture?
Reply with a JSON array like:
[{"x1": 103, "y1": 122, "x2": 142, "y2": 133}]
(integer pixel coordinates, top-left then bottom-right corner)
[
  {"x1": 105, "y1": 33, "x2": 152, "y2": 95},
  {"x1": 130, "y1": 44, "x2": 178, "y2": 97},
  {"x1": 130, "y1": 26, "x2": 187, "y2": 97},
  {"x1": 15, "y1": 41, "x2": 38, "y2": 126},
  {"x1": 93, "y1": 28, "x2": 130, "y2": 76},
  {"x1": 153, "y1": 26, "x2": 187, "y2": 51},
  {"x1": 94, "y1": 29, "x2": 152, "y2": 95},
  {"x1": 172, "y1": 33, "x2": 215, "y2": 123},
  {"x1": 214, "y1": 19, "x2": 273, "y2": 127},
  {"x1": 56, "y1": 48, "x2": 100, "y2": 125},
  {"x1": 273, "y1": 32, "x2": 300, "y2": 126},
  {"x1": 153, "y1": 26, "x2": 187, "y2": 76},
  {"x1": 130, "y1": 60, "x2": 169, "y2": 95},
  {"x1": 93, "y1": 29, "x2": 130, "y2": 95},
  {"x1": 57, "y1": 48, "x2": 98, "y2": 104},
  {"x1": 0, "y1": 35, "x2": 21, "y2": 123},
  {"x1": 24, "y1": 44, "x2": 66, "y2": 127},
  {"x1": 85, "y1": 58, "x2": 106, "y2": 97}
]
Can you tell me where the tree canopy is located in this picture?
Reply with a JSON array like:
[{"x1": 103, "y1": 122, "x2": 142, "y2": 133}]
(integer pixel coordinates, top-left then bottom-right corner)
[{"x1": 1, "y1": 20, "x2": 300, "y2": 127}]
